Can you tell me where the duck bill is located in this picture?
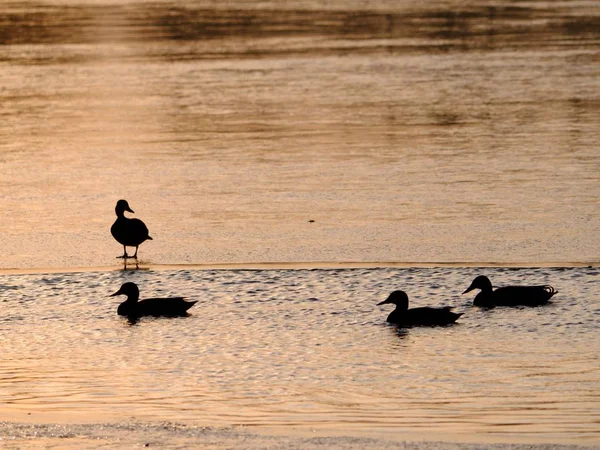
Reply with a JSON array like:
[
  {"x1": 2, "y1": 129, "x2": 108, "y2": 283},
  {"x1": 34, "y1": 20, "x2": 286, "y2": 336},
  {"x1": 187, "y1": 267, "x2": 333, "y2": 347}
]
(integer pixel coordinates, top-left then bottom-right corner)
[
  {"x1": 110, "y1": 289, "x2": 122, "y2": 297},
  {"x1": 462, "y1": 285, "x2": 475, "y2": 294},
  {"x1": 377, "y1": 298, "x2": 391, "y2": 306},
  {"x1": 126, "y1": 207, "x2": 134, "y2": 213}
]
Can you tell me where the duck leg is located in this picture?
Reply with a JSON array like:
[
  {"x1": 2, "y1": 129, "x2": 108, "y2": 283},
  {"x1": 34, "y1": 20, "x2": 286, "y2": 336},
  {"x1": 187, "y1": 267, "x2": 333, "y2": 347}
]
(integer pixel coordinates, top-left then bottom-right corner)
[
  {"x1": 116, "y1": 245, "x2": 130, "y2": 259},
  {"x1": 131, "y1": 246, "x2": 139, "y2": 259}
]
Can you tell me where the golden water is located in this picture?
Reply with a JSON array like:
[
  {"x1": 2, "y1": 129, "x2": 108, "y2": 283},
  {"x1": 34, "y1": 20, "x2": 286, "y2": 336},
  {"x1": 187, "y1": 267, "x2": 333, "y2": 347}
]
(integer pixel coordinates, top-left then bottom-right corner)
[
  {"x1": 0, "y1": 0, "x2": 598, "y2": 269},
  {"x1": 1, "y1": 267, "x2": 599, "y2": 445},
  {"x1": 0, "y1": 0, "x2": 599, "y2": 446}
]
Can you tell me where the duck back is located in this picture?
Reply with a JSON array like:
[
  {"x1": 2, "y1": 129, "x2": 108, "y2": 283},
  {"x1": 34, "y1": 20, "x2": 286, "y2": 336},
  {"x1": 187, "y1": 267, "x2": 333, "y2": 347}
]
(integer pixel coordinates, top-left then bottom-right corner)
[
  {"x1": 118, "y1": 297, "x2": 196, "y2": 318},
  {"x1": 388, "y1": 306, "x2": 462, "y2": 326},
  {"x1": 476, "y1": 285, "x2": 556, "y2": 307}
]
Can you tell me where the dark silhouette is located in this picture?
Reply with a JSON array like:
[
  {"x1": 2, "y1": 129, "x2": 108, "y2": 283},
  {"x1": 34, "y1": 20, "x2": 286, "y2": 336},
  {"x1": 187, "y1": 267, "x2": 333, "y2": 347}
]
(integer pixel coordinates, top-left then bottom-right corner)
[
  {"x1": 377, "y1": 290, "x2": 463, "y2": 326},
  {"x1": 110, "y1": 282, "x2": 196, "y2": 318},
  {"x1": 463, "y1": 275, "x2": 557, "y2": 307},
  {"x1": 111, "y1": 199, "x2": 152, "y2": 260}
]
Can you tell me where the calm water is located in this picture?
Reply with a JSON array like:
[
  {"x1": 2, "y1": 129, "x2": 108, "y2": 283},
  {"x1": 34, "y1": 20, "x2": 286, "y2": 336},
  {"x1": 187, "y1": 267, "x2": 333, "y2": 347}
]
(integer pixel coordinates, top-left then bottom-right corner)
[
  {"x1": 0, "y1": 0, "x2": 598, "y2": 268},
  {"x1": 1, "y1": 267, "x2": 599, "y2": 444},
  {"x1": 0, "y1": 0, "x2": 599, "y2": 446}
]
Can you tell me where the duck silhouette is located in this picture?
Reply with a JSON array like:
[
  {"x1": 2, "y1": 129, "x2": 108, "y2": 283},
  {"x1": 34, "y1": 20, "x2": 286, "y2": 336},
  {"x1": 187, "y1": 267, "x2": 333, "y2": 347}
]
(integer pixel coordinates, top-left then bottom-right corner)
[
  {"x1": 377, "y1": 290, "x2": 463, "y2": 326},
  {"x1": 111, "y1": 200, "x2": 152, "y2": 259},
  {"x1": 110, "y1": 282, "x2": 196, "y2": 318},
  {"x1": 463, "y1": 275, "x2": 557, "y2": 307}
]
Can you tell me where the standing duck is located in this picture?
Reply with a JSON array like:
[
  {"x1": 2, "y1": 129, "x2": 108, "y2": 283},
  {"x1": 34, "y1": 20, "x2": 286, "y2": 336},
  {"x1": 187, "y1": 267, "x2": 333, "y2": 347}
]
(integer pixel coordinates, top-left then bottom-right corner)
[
  {"x1": 377, "y1": 290, "x2": 463, "y2": 326},
  {"x1": 463, "y1": 275, "x2": 557, "y2": 307},
  {"x1": 111, "y1": 199, "x2": 152, "y2": 259},
  {"x1": 110, "y1": 282, "x2": 196, "y2": 318}
]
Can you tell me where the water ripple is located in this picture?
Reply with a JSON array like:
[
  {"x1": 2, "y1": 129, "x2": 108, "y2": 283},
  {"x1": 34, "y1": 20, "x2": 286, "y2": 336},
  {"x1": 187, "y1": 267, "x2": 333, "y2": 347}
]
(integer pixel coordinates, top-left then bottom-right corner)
[{"x1": 0, "y1": 267, "x2": 598, "y2": 443}]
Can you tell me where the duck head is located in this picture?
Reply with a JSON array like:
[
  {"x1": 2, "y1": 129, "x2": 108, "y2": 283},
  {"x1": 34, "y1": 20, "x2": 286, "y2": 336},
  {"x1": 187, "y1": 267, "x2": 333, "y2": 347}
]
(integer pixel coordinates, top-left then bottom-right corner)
[
  {"x1": 110, "y1": 282, "x2": 140, "y2": 301},
  {"x1": 463, "y1": 275, "x2": 493, "y2": 294},
  {"x1": 377, "y1": 290, "x2": 409, "y2": 310},
  {"x1": 115, "y1": 199, "x2": 134, "y2": 217}
]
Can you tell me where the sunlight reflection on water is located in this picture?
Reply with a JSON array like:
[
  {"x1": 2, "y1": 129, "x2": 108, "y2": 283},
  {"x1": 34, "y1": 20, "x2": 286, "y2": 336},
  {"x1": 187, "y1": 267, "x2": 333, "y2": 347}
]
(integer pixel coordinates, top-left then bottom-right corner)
[
  {"x1": 0, "y1": 267, "x2": 599, "y2": 443},
  {"x1": 0, "y1": 0, "x2": 599, "y2": 444},
  {"x1": 0, "y1": 1, "x2": 598, "y2": 269}
]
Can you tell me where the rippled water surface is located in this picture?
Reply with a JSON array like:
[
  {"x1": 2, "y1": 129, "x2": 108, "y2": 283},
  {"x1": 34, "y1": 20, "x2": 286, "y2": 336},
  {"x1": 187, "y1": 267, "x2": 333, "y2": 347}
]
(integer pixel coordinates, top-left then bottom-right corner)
[{"x1": 1, "y1": 267, "x2": 599, "y2": 444}]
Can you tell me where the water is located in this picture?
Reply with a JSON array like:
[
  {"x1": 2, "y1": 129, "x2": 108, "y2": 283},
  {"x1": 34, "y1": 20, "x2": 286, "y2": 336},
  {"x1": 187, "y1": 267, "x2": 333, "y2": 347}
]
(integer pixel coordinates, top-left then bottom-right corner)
[
  {"x1": 0, "y1": 0, "x2": 599, "y2": 446},
  {"x1": 1, "y1": 267, "x2": 599, "y2": 445},
  {"x1": 0, "y1": 1, "x2": 598, "y2": 269}
]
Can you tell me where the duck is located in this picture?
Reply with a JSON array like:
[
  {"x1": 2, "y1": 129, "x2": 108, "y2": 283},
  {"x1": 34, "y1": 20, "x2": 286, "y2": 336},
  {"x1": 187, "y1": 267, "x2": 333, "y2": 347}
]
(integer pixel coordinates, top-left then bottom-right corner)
[
  {"x1": 377, "y1": 290, "x2": 463, "y2": 326},
  {"x1": 463, "y1": 275, "x2": 557, "y2": 307},
  {"x1": 110, "y1": 282, "x2": 196, "y2": 318},
  {"x1": 111, "y1": 199, "x2": 152, "y2": 259}
]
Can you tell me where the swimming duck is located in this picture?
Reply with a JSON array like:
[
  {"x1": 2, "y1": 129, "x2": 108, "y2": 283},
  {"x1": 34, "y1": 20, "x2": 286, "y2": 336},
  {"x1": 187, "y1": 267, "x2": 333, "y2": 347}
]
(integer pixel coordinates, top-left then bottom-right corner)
[
  {"x1": 110, "y1": 282, "x2": 196, "y2": 318},
  {"x1": 463, "y1": 275, "x2": 557, "y2": 307},
  {"x1": 377, "y1": 290, "x2": 463, "y2": 326},
  {"x1": 111, "y1": 199, "x2": 152, "y2": 259}
]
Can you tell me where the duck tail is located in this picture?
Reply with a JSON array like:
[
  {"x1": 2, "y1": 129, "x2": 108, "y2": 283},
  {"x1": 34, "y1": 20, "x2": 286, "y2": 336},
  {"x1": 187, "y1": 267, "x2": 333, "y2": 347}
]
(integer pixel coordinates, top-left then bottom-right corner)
[
  {"x1": 544, "y1": 285, "x2": 557, "y2": 298},
  {"x1": 185, "y1": 300, "x2": 197, "y2": 311},
  {"x1": 147, "y1": 235, "x2": 153, "y2": 240}
]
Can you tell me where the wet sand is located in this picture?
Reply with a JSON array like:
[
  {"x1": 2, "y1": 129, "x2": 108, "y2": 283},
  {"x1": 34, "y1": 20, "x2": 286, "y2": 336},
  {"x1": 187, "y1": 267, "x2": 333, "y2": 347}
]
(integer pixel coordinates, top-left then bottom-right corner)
[{"x1": 2, "y1": 421, "x2": 598, "y2": 450}]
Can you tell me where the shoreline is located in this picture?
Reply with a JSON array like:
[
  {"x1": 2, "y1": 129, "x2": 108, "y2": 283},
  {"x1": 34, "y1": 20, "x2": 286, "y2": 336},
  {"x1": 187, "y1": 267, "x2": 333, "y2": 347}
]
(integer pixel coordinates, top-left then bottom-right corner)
[
  {"x1": 1, "y1": 419, "x2": 598, "y2": 449},
  {"x1": 0, "y1": 260, "x2": 598, "y2": 276}
]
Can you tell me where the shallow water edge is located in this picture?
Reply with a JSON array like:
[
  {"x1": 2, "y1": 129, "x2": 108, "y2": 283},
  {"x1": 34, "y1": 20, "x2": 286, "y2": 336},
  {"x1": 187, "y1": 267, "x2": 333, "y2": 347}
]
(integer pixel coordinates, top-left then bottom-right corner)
[
  {"x1": 0, "y1": 260, "x2": 598, "y2": 275},
  {"x1": 1, "y1": 420, "x2": 598, "y2": 449}
]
